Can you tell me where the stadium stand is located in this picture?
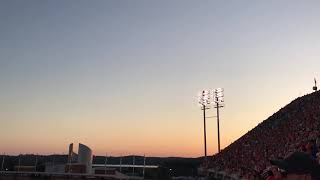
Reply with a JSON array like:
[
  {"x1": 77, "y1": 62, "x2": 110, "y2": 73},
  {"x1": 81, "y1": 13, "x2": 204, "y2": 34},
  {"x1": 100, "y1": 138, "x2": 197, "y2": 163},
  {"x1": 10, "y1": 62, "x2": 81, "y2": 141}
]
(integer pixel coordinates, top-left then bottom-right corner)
[{"x1": 207, "y1": 91, "x2": 320, "y2": 180}]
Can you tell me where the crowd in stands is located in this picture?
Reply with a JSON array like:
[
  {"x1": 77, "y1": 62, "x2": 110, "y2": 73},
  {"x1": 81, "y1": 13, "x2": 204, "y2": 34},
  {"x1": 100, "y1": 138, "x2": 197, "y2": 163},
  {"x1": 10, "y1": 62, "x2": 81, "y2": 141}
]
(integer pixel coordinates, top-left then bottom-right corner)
[{"x1": 207, "y1": 91, "x2": 320, "y2": 179}]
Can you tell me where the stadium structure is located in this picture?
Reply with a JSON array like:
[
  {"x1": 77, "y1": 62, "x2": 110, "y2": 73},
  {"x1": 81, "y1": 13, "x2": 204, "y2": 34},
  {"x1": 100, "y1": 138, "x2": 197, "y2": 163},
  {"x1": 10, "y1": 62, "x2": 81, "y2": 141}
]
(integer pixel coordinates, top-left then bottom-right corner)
[{"x1": 203, "y1": 90, "x2": 320, "y2": 179}]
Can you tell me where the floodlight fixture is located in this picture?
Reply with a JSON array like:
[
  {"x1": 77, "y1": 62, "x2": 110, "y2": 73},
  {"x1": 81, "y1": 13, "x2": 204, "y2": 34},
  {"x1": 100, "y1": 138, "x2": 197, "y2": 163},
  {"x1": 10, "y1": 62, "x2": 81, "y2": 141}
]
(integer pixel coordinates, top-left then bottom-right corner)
[
  {"x1": 213, "y1": 88, "x2": 224, "y2": 104},
  {"x1": 198, "y1": 90, "x2": 213, "y2": 108}
]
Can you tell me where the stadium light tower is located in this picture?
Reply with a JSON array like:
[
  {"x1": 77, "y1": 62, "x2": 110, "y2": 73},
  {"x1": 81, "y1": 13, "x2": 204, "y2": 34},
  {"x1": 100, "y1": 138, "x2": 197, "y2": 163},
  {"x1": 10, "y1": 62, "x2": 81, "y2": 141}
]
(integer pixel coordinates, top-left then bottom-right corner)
[
  {"x1": 213, "y1": 88, "x2": 224, "y2": 153},
  {"x1": 198, "y1": 90, "x2": 213, "y2": 162}
]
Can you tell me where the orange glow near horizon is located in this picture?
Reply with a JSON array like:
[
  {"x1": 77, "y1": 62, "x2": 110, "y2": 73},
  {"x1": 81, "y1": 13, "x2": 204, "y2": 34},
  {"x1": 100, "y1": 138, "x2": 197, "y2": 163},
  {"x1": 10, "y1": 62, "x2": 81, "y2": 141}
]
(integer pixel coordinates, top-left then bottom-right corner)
[{"x1": 1, "y1": 0, "x2": 320, "y2": 158}]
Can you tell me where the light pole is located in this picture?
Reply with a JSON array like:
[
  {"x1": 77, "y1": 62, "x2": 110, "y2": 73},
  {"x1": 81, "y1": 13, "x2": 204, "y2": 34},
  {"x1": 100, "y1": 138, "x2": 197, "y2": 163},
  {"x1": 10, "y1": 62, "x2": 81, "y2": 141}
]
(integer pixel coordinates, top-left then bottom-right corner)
[
  {"x1": 1, "y1": 153, "x2": 5, "y2": 171},
  {"x1": 132, "y1": 156, "x2": 135, "y2": 175},
  {"x1": 313, "y1": 78, "x2": 317, "y2": 91},
  {"x1": 143, "y1": 155, "x2": 146, "y2": 179},
  {"x1": 119, "y1": 156, "x2": 122, "y2": 173},
  {"x1": 52, "y1": 155, "x2": 55, "y2": 171},
  {"x1": 213, "y1": 88, "x2": 224, "y2": 153},
  {"x1": 34, "y1": 154, "x2": 38, "y2": 172},
  {"x1": 18, "y1": 155, "x2": 21, "y2": 172},
  {"x1": 198, "y1": 90, "x2": 212, "y2": 162},
  {"x1": 104, "y1": 153, "x2": 108, "y2": 175}
]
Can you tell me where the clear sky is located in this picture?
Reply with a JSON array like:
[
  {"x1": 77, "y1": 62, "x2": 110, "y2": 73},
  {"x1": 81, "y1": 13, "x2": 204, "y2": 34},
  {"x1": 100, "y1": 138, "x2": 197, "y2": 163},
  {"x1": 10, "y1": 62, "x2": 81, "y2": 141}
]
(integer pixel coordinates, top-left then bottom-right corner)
[{"x1": 1, "y1": 0, "x2": 320, "y2": 157}]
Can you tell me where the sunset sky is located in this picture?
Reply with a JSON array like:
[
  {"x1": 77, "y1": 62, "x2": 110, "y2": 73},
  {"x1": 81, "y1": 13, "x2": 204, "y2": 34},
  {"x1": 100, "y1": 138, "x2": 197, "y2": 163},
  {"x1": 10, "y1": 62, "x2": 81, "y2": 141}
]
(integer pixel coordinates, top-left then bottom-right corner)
[{"x1": 1, "y1": 0, "x2": 320, "y2": 157}]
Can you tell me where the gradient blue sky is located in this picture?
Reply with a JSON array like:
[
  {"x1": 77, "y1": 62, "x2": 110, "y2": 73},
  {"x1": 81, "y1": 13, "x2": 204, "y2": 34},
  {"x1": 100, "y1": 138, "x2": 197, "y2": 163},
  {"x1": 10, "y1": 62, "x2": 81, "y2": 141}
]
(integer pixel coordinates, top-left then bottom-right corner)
[{"x1": 1, "y1": 0, "x2": 320, "y2": 157}]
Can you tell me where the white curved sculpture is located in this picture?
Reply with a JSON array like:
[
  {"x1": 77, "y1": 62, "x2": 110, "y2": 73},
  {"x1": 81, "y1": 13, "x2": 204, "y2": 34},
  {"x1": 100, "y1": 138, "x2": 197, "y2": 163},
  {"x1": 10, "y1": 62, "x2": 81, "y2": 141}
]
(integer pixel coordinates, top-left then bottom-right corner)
[{"x1": 78, "y1": 143, "x2": 92, "y2": 173}]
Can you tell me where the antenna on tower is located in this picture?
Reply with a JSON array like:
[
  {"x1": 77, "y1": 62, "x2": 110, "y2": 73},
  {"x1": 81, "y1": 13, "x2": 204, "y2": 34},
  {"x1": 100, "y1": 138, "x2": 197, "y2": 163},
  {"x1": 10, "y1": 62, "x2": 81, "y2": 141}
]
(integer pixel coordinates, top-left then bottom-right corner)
[{"x1": 313, "y1": 78, "x2": 317, "y2": 91}]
